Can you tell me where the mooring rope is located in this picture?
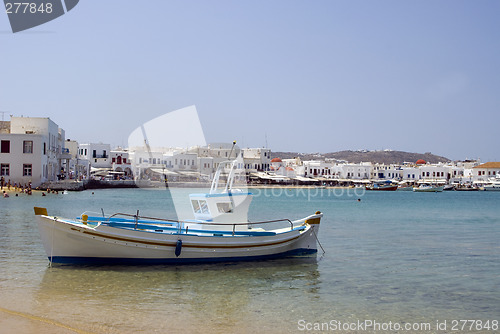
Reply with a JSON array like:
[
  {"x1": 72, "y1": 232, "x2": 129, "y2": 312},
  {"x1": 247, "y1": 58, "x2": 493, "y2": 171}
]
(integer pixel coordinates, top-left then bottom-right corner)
[{"x1": 312, "y1": 226, "x2": 325, "y2": 254}]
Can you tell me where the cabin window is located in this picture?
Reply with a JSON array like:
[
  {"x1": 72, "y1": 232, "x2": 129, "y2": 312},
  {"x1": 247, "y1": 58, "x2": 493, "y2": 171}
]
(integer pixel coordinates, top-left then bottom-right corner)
[
  {"x1": 192, "y1": 200, "x2": 209, "y2": 214},
  {"x1": 217, "y1": 202, "x2": 233, "y2": 213},
  {"x1": 199, "y1": 200, "x2": 209, "y2": 214},
  {"x1": 191, "y1": 200, "x2": 200, "y2": 213}
]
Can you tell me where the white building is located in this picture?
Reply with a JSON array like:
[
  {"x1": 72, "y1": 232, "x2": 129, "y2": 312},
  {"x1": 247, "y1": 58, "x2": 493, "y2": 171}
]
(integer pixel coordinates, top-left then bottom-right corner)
[
  {"x1": 473, "y1": 162, "x2": 500, "y2": 183},
  {"x1": 418, "y1": 163, "x2": 449, "y2": 183},
  {"x1": 303, "y1": 160, "x2": 335, "y2": 178},
  {"x1": 78, "y1": 143, "x2": 111, "y2": 169},
  {"x1": 371, "y1": 164, "x2": 403, "y2": 180},
  {"x1": 401, "y1": 166, "x2": 420, "y2": 181},
  {"x1": 0, "y1": 116, "x2": 68, "y2": 187},
  {"x1": 110, "y1": 148, "x2": 133, "y2": 178},
  {"x1": 243, "y1": 148, "x2": 271, "y2": 172},
  {"x1": 340, "y1": 163, "x2": 371, "y2": 180}
]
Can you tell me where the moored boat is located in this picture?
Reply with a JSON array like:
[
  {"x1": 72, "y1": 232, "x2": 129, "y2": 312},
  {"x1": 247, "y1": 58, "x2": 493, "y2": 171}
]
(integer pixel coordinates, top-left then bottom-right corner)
[
  {"x1": 397, "y1": 181, "x2": 413, "y2": 191},
  {"x1": 366, "y1": 181, "x2": 398, "y2": 191},
  {"x1": 34, "y1": 159, "x2": 323, "y2": 265},
  {"x1": 413, "y1": 184, "x2": 444, "y2": 192},
  {"x1": 443, "y1": 184, "x2": 455, "y2": 191},
  {"x1": 483, "y1": 177, "x2": 500, "y2": 191}
]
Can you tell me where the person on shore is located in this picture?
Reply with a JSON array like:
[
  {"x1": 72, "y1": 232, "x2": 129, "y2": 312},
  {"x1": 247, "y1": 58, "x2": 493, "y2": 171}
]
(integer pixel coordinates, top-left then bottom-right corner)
[{"x1": 0, "y1": 176, "x2": 4, "y2": 190}]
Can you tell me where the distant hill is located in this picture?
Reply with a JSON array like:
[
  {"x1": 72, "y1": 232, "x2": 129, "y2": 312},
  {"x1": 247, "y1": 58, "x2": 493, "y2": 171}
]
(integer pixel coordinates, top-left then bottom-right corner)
[{"x1": 271, "y1": 150, "x2": 450, "y2": 165}]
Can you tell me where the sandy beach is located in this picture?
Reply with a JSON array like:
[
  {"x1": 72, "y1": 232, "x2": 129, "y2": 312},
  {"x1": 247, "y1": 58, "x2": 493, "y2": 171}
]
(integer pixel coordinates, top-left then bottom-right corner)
[{"x1": 0, "y1": 307, "x2": 89, "y2": 334}]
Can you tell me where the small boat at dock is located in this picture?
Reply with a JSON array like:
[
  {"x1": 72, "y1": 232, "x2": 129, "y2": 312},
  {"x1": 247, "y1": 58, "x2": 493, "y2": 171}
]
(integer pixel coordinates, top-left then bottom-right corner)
[
  {"x1": 413, "y1": 184, "x2": 444, "y2": 192},
  {"x1": 366, "y1": 181, "x2": 398, "y2": 191},
  {"x1": 483, "y1": 178, "x2": 500, "y2": 191}
]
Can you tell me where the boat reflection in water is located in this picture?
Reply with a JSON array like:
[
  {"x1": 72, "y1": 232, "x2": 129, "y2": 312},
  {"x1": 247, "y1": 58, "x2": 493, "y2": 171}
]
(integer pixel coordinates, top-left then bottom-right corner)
[{"x1": 34, "y1": 258, "x2": 320, "y2": 332}]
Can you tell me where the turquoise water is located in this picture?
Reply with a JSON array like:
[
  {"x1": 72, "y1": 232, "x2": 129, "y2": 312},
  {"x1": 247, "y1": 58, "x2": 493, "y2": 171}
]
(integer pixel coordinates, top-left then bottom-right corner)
[{"x1": 0, "y1": 188, "x2": 499, "y2": 333}]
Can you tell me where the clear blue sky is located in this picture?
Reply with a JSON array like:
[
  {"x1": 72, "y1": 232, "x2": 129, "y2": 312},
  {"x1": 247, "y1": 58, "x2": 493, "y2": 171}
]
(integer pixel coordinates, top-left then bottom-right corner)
[{"x1": 1, "y1": 1, "x2": 499, "y2": 161}]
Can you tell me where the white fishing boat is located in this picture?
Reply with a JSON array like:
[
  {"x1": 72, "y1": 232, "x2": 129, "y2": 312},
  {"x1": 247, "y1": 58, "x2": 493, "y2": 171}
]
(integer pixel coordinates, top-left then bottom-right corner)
[
  {"x1": 34, "y1": 159, "x2": 323, "y2": 265},
  {"x1": 413, "y1": 184, "x2": 444, "y2": 192}
]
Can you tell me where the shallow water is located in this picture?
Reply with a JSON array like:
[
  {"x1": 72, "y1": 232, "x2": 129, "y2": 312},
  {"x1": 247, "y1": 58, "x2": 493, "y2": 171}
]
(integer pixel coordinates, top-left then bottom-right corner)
[{"x1": 1, "y1": 188, "x2": 499, "y2": 333}]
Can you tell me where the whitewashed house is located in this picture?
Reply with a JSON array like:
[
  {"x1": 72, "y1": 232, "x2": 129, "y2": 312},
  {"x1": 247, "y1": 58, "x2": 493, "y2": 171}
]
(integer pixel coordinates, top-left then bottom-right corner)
[{"x1": 0, "y1": 116, "x2": 68, "y2": 187}]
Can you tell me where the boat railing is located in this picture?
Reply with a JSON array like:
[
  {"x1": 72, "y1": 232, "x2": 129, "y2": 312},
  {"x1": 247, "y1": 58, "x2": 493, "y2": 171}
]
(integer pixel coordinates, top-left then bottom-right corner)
[{"x1": 104, "y1": 212, "x2": 294, "y2": 235}]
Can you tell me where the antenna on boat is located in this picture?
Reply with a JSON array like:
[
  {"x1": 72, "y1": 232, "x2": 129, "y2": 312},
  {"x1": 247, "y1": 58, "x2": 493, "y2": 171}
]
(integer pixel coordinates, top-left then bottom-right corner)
[
  {"x1": 140, "y1": 125, "x2": 154, "y2": 164},
  {"x1": 228, "y1": 140, "x2": 236, "y2": 159}
]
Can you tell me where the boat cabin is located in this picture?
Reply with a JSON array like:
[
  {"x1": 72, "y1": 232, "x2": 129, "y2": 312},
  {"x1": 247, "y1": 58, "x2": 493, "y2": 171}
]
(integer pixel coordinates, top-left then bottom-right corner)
[{"x1": 188, "y1": 191, "x2": 252, "y2": 230}]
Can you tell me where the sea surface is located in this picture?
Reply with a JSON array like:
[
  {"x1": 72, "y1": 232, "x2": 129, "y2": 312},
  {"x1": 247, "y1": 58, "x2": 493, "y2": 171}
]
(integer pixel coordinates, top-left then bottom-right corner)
[{"x1": 0, "y1": 188, "x2": 499, "y2": 333}]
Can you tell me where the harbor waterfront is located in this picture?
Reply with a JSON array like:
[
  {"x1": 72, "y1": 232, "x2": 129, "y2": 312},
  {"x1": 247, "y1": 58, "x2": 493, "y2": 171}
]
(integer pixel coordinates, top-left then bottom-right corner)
[{"x1": 1, "y1": 188, "x2": 499, "y2": 333}]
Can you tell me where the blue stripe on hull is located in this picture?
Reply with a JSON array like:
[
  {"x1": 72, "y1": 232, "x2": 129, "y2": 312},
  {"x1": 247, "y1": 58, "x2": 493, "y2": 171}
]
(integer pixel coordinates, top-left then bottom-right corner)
[{"x1": 47, "y1": 248, "x2": 317, "y2": 265}]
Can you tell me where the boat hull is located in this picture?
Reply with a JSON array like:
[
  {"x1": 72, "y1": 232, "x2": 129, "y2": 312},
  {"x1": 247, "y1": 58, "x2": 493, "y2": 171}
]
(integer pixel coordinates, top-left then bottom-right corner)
[
  {"x1": 36, "y1": 214, "x2": 321, "y2": 264},
  {"x1": 413, "y1": 186, "x2": 444, "y2": 192},
  {"x1": 366, "y1": 185, "x2": 398, "y2": 191}
]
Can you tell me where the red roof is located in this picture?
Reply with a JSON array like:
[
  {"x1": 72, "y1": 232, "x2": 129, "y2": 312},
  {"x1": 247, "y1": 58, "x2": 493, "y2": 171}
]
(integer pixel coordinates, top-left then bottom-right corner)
[
  {"x1": 473, "y1": 162, "x2": 500, "y2": 169},
  {"x1": 271, "y1": 158, "x2": 282, "y2": 163},
  {"x1": 416, "y1": 159, "x2": 426, "y2": 165}
]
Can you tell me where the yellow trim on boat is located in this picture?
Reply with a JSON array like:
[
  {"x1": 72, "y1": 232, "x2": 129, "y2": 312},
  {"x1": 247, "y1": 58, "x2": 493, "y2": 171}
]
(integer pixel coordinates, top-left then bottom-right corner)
[
  {"x1": 34, "y1": 207, "x2": 48, "y2": 216},
  {"x1": 305, "y1": 211, "x2": 322, "y2": 225}
]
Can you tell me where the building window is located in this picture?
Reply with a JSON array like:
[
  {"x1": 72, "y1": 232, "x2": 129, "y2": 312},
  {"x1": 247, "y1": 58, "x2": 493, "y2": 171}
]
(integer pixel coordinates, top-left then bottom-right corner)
[
  {"x1": 44, "y1": 142, "x2": 47, "y2": 155},
  {"x1": 1, "y1": 140, "x2": 10, "y2": 153},
  {"x1": 93, "y1": 150, "x2": 96, "y2": 158},
  {"x1": 23, "y1": 141, "x2": 33, "y2": 154},
  {"x1": 1, "y1": 164, "x2": 9, "y2": 176},
  {"x1": 23, "y1": 164, "x2": 32, "y2": 176}
]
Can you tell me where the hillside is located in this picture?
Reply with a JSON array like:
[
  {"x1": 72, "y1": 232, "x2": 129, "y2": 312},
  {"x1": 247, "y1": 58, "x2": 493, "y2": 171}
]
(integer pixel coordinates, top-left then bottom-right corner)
[{"x1": 271, "y1": 150, "x2": 450, "y2": 165}]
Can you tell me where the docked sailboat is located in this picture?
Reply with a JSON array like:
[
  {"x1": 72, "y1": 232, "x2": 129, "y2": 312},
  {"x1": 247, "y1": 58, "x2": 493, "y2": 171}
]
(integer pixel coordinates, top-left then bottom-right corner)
[{"x1": 34, "y1": 159, "x2": 323, "y2": 265}]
